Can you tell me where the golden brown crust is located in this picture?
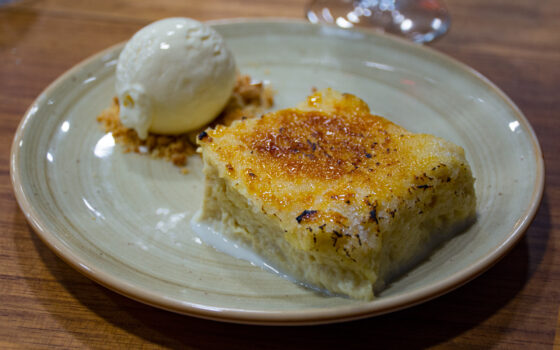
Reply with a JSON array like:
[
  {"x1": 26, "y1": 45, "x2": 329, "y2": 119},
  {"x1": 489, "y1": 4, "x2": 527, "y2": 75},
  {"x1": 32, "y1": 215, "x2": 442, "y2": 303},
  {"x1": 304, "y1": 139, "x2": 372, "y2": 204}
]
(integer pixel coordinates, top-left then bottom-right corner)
[
  {"x1": 244, "y1": 109, "x2": 404, "y2": 180},
  {"x1": 202, "y1": 90, "x2": 457, "y2": 207}
]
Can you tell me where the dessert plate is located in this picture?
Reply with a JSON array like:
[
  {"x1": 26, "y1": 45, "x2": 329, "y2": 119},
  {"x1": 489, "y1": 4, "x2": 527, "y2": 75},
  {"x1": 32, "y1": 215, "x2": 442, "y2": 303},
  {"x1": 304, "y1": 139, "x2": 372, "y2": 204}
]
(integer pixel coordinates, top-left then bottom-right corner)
[{"x1": 11, "y1": 19, "x2": 544, "y2": 325}]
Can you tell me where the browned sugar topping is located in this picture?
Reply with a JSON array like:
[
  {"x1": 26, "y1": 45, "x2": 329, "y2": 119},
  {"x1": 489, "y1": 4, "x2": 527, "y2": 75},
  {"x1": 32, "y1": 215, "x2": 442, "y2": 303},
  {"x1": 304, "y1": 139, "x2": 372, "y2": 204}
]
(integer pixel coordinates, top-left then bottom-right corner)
[{"x1": 244, "y1": 109, "x2": 407, "y2": 181}]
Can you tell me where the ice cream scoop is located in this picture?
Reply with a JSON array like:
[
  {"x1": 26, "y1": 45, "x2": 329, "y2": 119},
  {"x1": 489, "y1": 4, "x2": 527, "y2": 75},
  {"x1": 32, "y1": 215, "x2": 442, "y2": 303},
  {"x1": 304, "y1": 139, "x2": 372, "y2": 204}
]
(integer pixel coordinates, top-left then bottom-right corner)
[{"x1": 115, "y1": 18, "x2": 236, "y2": 139}]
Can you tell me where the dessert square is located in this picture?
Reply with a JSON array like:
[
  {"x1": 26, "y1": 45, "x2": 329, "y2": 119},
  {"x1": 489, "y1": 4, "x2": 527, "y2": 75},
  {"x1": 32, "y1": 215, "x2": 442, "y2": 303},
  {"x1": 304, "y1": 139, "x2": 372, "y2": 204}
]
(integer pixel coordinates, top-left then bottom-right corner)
[{"x1": 196, "y1": 89, "x2": 476, "y2": 299}]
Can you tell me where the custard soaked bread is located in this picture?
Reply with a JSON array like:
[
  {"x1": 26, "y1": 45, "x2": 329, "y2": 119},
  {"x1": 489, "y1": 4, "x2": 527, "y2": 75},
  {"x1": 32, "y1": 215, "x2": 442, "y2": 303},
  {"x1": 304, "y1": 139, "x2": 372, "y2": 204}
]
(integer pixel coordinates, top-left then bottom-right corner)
[{"x1": 196, "y1": 89, "x2": 476, "y2": 300}]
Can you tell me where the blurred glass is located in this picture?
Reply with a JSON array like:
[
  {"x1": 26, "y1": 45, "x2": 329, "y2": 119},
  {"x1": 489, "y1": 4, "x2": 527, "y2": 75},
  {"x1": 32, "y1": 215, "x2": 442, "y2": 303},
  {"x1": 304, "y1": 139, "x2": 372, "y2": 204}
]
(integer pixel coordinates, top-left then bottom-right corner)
[{"x1": 306, "y1": 0, "x2": 451, "y2": 43}]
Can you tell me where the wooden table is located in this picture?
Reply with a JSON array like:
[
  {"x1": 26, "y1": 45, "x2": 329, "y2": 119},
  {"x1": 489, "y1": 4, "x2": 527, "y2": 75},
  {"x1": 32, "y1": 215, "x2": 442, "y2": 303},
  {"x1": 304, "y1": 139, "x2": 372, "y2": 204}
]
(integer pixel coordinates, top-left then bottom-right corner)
[{"x1": 1, "y1": 0, "x2": 558, "y2": 348}]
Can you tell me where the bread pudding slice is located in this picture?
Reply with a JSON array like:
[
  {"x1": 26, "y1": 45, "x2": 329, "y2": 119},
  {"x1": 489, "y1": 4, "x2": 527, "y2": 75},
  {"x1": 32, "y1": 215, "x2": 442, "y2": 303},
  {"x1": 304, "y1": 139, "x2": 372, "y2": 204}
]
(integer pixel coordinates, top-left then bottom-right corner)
[{"x1": 195, "y1": 89, "x2": 476, "y2": 300}]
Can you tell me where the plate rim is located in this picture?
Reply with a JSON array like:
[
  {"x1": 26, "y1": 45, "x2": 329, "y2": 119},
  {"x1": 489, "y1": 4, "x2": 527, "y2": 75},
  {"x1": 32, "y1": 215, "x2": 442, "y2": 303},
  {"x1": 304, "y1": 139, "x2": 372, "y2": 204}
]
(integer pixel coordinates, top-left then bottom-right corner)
[{"x1": 10, "y1": 18, "x2": 545, "y2": 325}]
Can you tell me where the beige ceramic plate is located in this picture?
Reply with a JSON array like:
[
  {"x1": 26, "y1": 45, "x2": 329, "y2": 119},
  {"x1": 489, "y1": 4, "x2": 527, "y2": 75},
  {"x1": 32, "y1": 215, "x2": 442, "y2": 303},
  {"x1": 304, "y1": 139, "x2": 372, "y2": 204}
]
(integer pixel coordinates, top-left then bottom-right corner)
[{"x1": 11, "y1": 19, "x2": 544, "y2": 325}]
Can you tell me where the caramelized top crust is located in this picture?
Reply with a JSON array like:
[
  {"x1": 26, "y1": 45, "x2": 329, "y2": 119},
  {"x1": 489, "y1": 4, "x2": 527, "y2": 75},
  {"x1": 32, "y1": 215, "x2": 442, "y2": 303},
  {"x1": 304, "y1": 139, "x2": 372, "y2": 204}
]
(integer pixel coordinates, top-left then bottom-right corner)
[
  {"x1": 245, "y1": 109, "x2": 410, "y2": 181},
  {"x1": 198, "y1": 89, "x2": 474, "y2": 260}
]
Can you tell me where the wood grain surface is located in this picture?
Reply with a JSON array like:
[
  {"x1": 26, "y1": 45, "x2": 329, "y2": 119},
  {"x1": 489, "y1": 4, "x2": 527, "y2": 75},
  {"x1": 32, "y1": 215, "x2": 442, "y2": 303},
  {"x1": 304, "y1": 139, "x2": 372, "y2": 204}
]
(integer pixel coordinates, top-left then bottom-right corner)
[{"x1": 1, "y1": 0, "x2": 559, "y2": 348}]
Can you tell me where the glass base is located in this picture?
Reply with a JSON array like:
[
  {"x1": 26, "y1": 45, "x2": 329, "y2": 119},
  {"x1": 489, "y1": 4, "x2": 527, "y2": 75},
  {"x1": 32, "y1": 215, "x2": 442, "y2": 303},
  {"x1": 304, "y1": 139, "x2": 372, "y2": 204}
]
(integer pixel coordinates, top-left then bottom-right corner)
[{"x1": 306, "y1": 0, "x2": 451, "y2": 43}]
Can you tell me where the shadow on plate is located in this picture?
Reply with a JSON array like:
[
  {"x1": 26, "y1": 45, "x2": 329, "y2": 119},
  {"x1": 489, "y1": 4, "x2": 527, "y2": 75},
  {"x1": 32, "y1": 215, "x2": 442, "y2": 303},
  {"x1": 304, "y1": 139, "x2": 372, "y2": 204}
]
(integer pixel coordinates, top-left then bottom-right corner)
[{"x1": 16, "y1": 193, "x2": 552, "y2": 348}]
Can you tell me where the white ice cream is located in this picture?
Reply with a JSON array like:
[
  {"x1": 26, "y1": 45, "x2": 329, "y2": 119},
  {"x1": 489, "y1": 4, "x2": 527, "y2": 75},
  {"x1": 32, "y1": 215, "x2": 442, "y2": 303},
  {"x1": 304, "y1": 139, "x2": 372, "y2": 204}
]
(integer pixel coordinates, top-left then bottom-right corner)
[{"x1": 115, "y1": 18, "x2": 236, "y2": 139}]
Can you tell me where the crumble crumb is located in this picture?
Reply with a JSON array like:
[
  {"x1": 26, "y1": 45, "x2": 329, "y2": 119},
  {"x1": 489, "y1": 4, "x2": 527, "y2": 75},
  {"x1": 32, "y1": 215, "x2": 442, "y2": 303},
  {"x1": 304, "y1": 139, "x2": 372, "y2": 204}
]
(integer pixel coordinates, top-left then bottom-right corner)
[{"x1": 96, "y1": 74, "x2": 274, "y2": 168}]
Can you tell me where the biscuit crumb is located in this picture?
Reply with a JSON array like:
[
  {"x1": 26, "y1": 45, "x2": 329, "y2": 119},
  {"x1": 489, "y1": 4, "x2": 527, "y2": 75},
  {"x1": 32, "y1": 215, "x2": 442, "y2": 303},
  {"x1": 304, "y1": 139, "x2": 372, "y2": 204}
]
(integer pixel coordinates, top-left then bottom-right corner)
[{"x1": 96, "y1": 75, "x2": 274, "y2": 168}]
